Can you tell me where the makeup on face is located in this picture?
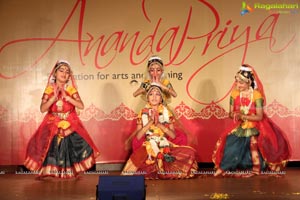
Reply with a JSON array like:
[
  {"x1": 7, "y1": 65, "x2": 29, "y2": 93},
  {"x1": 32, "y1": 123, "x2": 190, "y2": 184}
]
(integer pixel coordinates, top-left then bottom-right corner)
[
  {"x1": 147, "y1": 87, "x2": 162, "y2": 106},
  {"x1": 55, "y1": 65, "x2": 70, "y2": 83},
  {"x1": 149, "y1": 64, "x2": 163, "y2": 78},
  {"x1": 235, "y1": 77, "x2": 250, "y2": 92}
]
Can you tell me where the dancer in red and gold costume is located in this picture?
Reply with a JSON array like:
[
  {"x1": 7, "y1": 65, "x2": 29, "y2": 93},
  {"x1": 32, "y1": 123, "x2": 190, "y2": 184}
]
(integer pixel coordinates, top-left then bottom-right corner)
[
  {"x1": 213, "y1": 64, "x2": 291, "y2": 177},
  {"x1": 128, "y1": 56, "x2": 188, "y2": 147},
  {"x1": 132, "y1": 55, "x2": 177, "y2": 100},
  {"x1": 122, "y1": 84, "x2": 198, "y2": 179},
  {"x1": 24, "y1": 60, "x2": 100, "y2": 179}
]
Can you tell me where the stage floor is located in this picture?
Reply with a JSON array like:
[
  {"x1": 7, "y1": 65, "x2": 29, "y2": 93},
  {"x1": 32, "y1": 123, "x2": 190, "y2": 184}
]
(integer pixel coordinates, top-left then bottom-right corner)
[{"x1": 0, "y1": 168, "x2": 300, "y2": 200}]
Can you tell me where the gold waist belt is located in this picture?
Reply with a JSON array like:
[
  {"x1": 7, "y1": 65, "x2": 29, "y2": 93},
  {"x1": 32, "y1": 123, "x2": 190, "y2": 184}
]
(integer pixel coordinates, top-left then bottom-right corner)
[{"x1": 52, "y1": 111, "x2": 70, "y2": 120}]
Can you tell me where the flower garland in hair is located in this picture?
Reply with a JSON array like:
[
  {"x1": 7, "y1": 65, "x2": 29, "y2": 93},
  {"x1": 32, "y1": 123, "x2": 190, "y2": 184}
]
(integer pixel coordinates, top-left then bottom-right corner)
[
  {"x1": 238, "y1": 65, "x2": 257, "y2": 89},
  {"x1": 239, "y1": 66, "x2": 252, "y2": 72}
]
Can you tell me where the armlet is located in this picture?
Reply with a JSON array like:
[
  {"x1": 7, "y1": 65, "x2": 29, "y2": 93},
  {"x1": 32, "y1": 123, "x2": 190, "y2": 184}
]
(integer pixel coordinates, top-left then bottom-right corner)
[{"x1": 136, "y1": 118, "x2": 142, "y2": 125}]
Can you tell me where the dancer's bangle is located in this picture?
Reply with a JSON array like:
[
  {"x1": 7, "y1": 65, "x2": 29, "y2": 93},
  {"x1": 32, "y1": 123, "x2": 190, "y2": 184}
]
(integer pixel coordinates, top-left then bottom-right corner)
[{"x1": 241, "y1": 115, "x2": 247, "y2": 121}]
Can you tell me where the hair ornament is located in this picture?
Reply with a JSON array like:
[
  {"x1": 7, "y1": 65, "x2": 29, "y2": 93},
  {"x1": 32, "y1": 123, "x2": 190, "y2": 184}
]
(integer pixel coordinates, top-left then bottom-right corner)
[
  {"x1": 54, "y1": 60, "x2": 71, "y2": 71},
  {"x1": 149, "y1": 82, "x2": 160, "y2": 88},
  {"x1": 56, "y1": 59, "x2": 70, "y2": 66},
  {"x1": 148, "y1": 56, "x2": 162, "y2": 62},
  {"x1": 239, "y1": 66, "x2": 252, "y2": 72},
  {"x1": 147, "y1": 56, "x2": 163, "y2": 67}
]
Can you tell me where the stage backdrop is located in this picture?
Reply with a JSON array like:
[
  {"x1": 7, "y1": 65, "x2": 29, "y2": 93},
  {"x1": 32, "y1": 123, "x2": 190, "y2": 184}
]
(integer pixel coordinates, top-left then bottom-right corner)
[{"x1": 1, "y1": 0, "x2": 299, "y2": 165}]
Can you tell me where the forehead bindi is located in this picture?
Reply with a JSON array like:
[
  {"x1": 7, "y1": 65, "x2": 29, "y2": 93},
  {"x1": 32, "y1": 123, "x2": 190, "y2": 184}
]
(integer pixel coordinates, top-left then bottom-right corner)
[
  {"x1": 149, "y1": 64, "x2": 162, "y2": 70},
  {"x1": 149, "y1": 89, "x2": 161, "y2": 95},
  {"x1": 58, "y1": 65, "x2": 70, "y2": 72}
]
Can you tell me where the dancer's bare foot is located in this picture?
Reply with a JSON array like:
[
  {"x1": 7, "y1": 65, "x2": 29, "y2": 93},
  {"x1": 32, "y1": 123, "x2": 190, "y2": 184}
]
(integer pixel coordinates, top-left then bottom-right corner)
[
  {"x1": 214, "y1": 169, "x2": 223, "y2": 177},
  {"x1": 241, "y1": 173, "x2": 255, "y2": 178}
]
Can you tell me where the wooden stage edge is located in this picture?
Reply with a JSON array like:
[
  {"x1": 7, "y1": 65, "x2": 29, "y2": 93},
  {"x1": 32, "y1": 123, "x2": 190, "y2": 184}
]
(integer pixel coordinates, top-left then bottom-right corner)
[
  {"x1": 0, "y1": 162, "x2": 300, "y2": 200},
  {"x1": 0, "y1": 161, "x2": 300, "y2": 173}
]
